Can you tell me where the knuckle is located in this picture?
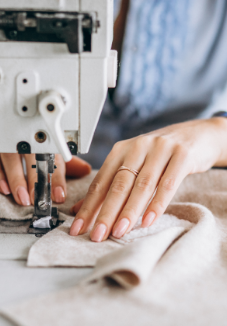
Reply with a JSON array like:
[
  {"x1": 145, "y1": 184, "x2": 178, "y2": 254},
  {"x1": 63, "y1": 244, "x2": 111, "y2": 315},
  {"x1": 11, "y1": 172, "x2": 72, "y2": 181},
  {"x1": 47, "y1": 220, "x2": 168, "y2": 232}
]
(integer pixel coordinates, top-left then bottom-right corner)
[
  {"x1": 112, "y1": 141, "x2": 124, "y2": 152},
  {"x1": 122, "y1": 206, "x2": 137, "y2": 219},
  {"x1": 134, "y1": 137, "x2": 144, "y2": 148},
  {"x1": 135, "y1": 174, "x2": 154, "y2": 192},
  {"x1": 175, "y1": 144, "x2": 189, "y2": 159},
  {"x1": 77, "y1": 206, "x2": 91, "y2": 218},
  {"x1": 152, "y1": 199, "x2": 166, "y2": 211},
  {"x1": 161, "y1": 177, "x2": 176, "y2": 192},
  {"x1": 88, "y1": 181, "x2": 102, "y2": 195},
  {"x1": 134, "y1": 135, "x2": 150, "y2": 149},
  {"x1": 110, "y1": 180, "x2": 128, "y2": 195},
  {"x1": 154, "y1": 135, "x2": 171, "y2": 148}
]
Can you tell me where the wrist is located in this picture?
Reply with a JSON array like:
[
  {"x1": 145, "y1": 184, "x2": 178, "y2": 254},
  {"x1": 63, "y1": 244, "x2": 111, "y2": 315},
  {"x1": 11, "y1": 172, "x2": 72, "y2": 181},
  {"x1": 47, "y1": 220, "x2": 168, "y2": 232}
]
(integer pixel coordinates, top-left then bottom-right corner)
[{"x1": 209, "y1": 117, "x2": 227, "y2": 167}]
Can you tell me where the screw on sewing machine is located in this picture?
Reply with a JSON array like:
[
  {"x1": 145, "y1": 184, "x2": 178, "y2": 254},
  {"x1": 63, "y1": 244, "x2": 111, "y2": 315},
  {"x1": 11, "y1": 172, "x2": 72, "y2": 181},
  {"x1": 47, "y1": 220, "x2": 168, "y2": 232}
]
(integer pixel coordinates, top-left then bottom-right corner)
[
  {"x1": 47, "y1": 104, "x2": 55, "y2": 112},
  {"x1": 35, "y1": 131, "x2": 47, "y2": 143},
  {"x1": 67, "y1": 141, "x2": 78, "y2": 155},
  {"x1": 17, "y1": 141, "x2": 31, "y2": 154},
  {"x1": 38, "y1": 201, "x2": 49, "y2": 211}
]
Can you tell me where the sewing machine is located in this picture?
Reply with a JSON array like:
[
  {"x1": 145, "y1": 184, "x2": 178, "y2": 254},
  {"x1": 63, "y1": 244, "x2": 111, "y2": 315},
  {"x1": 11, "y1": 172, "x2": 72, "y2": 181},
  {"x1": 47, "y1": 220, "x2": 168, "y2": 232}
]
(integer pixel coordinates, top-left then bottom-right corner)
[{"x1": 0, "y1": 0, "x2": 117, "y2": 236}]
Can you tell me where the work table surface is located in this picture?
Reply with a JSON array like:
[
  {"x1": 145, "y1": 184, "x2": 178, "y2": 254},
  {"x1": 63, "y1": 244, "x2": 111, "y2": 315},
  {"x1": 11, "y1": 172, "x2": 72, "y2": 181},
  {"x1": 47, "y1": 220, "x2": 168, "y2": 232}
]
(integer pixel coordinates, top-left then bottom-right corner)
[{"x1": 0, "y1": 234, "x2": 92, "y2": 326}]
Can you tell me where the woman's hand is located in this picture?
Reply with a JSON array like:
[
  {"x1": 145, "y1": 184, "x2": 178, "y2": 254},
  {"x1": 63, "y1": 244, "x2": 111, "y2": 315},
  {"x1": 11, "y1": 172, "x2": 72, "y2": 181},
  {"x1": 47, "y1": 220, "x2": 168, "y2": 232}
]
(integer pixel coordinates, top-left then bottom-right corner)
[
  {"x1": 70, "y1": 118, "x2": 227, "y2": 242},
  {"x1": 0, "y1": 154, "x2": 91, "y2": 206}
]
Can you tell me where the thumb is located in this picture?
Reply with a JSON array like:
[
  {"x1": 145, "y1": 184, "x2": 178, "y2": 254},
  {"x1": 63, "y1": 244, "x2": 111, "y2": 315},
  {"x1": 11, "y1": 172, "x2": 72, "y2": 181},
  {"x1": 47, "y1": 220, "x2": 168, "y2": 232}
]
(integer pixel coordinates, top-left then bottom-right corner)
[{"x1": 66, "y1": 156, "x2": 91, "y2": 178}]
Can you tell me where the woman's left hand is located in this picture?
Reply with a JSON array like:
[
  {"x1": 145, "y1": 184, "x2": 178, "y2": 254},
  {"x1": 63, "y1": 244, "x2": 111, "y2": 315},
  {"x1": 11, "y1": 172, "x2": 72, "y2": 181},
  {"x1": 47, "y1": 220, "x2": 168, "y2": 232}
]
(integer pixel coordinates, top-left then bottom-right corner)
[{"x1": 70, "y1": 118, "x2": 227, "y2": 242}]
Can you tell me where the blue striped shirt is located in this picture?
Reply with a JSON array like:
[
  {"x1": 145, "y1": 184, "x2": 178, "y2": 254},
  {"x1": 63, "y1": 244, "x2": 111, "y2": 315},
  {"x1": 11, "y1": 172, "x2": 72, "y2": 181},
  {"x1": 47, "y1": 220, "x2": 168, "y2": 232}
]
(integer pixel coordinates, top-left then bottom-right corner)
[
  {"x1": 82, "y1": 0, "x2": 227, "y2": 167},
  {"x1": 108, "y1": 0, "x2": 227, "y2": 123}
]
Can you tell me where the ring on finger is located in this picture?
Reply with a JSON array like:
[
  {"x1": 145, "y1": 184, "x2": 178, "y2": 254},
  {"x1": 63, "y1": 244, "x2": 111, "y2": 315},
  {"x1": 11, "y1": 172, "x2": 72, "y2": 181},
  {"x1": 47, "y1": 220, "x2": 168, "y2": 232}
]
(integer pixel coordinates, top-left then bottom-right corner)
[{"x1": 117, "y1": 166, "x2": 139, "y2": 177}]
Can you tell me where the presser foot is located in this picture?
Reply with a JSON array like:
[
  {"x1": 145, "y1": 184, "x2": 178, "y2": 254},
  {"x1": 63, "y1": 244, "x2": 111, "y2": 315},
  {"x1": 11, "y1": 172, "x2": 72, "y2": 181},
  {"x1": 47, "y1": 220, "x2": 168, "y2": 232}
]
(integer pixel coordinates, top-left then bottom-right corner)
[
  {"x1": 30, "y1": 153, "x2": 63, "y2": 237},
  {"x1": 0, "y1": 208, "x2": 63, "y2": 238},
  {"x1": 28, "y1": 207, "x2": 62, "y2": 237}
]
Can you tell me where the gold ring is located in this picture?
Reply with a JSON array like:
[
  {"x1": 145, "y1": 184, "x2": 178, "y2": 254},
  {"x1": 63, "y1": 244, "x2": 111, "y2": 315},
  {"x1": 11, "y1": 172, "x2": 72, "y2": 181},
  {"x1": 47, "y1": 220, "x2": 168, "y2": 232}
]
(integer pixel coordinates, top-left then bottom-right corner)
[{"x1": 117, "y1": 166, "x2": 139, "y2": 177}]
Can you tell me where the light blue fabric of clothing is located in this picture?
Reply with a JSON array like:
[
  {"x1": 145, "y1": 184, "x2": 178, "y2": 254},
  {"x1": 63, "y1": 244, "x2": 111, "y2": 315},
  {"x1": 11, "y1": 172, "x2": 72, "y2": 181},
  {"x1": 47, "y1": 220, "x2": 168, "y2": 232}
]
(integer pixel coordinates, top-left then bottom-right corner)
[
  {"x1": 114, "y1": 0, "x2": 191, "y2": 120},
  {"x1": 109, "y1": 0, "x2": 227, "y2": 123},
  {"x1": 81, "y1": 0, "x2": 227, "y2": 168}
]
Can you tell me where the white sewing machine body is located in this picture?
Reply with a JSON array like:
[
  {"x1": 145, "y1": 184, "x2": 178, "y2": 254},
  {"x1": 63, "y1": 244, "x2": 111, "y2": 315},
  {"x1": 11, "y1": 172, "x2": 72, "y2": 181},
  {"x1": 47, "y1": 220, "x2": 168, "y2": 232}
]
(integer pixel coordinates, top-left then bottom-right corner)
[{"x1": 0, "y1": 0, "x2": 117, "y2": 160}]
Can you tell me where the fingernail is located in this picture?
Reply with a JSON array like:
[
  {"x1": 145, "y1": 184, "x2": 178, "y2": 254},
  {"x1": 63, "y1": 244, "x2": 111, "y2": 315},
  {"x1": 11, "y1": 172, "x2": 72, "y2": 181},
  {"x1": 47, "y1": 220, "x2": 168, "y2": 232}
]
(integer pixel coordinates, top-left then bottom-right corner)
[
  {"x1": 0, "y1": 180, "x2": 11, "y2": 195},
  {"x1": 142, "y1": 211, "x2": 156, "y2": 228},
  {"x1": 71, "y1": 219, "x2": 84, "y2": 236},
  {"x1": 112, "y1": 218, "x2": 130, "y2": 238},
  {"x1": 91, "y1": 224, "x2": 107, "y2": 242},
  {"x1": 54, "y1": 186, "x2": 65, "y2": 203},
  {"x1": 17, "y1": 186, "x2": 31, "y2": 206}
]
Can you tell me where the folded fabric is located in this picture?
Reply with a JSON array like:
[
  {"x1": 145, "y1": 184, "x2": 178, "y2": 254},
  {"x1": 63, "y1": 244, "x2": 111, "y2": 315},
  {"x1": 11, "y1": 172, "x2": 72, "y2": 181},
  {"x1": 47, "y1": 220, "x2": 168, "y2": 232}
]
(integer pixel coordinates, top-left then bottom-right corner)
[
  {"x1": 1, "y1": 179, "x2": 225, "y2": 326},
  {"x1": 84, "y1": 202, "x2": 220, "y2": 289},
  {"x1": 0, "y1": 171, "x2": 98, "y2": 261},
  {"x1": 0, "y1": 194, "x2": 33, "y2": 221},
  {"x1": 1, "y1": 169, "x2": 227, "y2": 326},
  {"x1": 27, "y1": 213, "x2": 193, "y2": 267},
  {"x1": 27, "y1": 217, "x2": 122, "y2": 267},
  {"x1": 84, "y1": 226, "x2": 187, "y2": 289}
]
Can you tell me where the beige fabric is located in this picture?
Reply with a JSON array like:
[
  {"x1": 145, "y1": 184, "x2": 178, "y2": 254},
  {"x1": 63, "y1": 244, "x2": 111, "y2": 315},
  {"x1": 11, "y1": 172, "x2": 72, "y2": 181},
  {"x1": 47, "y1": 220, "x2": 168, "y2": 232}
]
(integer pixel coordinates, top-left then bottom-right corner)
[
  {"x1": 56, "y1": 171, "x2": 98, "y2": 217},
  {"x1": 85, "y1": 225, "x2": 188, "y2": 289},
  {"x1": 0, "y1": 171, "x2": 98, "y2": 221},
  {"x1": 27, "y1": 217, "x2": 122, "y2": 267},
  {"x1": 84, "y1": 202, "x2": 220, "y2": 289},
  {"x1": 1, "y1": 169, "x2": 227, "y2": 326},
  {"x1": 0, "y1": 195, "x2": 33, "y2": 221},
  {"x1": 27, "y1": 213, "x2": 192, "y2": 267},
  {"x1": 109, "y1": 213, "x2": 193, "y2": 244},
  {"x1": 0, "y1": 171, "x2": 98, "y2": 261}
]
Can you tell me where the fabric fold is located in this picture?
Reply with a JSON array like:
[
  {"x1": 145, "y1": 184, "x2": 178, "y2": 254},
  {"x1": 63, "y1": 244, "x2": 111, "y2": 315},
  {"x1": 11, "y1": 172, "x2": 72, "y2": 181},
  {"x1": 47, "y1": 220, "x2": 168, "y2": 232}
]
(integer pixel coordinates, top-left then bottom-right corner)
[
  {"x1": 84, "y1": 226, "x2": 187, "y2": 289},
  {"x1": 83, "y1": 202, "x2": 221, "y2": 289},
  {"x1": 27, "y1": 217, "x2": 121, "y2": 267},
  {"x1": 27, "y1": 214, "x2": 193, "y2": 268},
  {"x1": 1, "y1": 170, "x2": 227, "y2": 326}
]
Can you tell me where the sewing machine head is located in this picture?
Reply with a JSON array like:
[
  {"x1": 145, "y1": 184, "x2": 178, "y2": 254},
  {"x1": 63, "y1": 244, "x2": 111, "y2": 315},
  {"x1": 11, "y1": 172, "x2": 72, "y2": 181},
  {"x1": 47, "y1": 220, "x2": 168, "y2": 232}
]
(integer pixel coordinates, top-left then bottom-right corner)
[{"x1": 0, "y1": 0, "x2": 117, "y2": 235}]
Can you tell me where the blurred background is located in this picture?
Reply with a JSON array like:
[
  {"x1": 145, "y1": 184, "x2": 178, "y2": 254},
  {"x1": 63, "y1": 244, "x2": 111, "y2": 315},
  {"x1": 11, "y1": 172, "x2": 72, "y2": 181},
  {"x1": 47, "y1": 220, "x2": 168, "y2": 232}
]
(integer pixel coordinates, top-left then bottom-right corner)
[{"x1": 80, "y1": 0, "x2": 227, "y2": 169}]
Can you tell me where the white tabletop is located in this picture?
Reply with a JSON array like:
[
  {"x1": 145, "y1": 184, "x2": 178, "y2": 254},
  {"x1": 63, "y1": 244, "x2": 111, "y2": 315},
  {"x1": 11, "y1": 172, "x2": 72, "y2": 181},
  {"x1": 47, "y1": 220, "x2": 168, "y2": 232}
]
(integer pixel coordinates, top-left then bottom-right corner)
[{"x1": 0, "y1": 234, "x2": 92, "y2": 326}]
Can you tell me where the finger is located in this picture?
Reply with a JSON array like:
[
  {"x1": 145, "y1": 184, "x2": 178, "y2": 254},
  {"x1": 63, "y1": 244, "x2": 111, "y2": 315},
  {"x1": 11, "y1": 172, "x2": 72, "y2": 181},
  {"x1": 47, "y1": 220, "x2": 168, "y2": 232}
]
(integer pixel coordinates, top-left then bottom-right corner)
[
  {"x1": 52, "y1": 154, "x2": 67, "y2": 204},
  {"x1": 89, "y1": 138, "x2": 149, "y2": 242},
  {"x1": 111, "y1": 148, "x2": 172, "y2": 238},
  {"x1": 1, "y1": 153, "x2": 31, "y2": 206},
  {"x1": 89, "y1": 170, "x2": 137, "y2": 242},
  {"x1": 0, "y1": 156, "x2": 11, "y2": 195},
  {"x1": 70, "y1": 142, "x2": 125, "y2": 237},
  {"x1": 66, "y1": 156, "x2": 91, "y2": 178},
  {"x1": 142, "y1": 151, "x2": 190, "y2": 227},
  {"x1": 70, "y1": 200, "x2": 103, "y2": 235},
  {"x1": 70, "y1": 198, "x2": 84, "y2": 215},
  {"x1": 24, "y1": 154, "x2": 37, "y2": 205}
]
